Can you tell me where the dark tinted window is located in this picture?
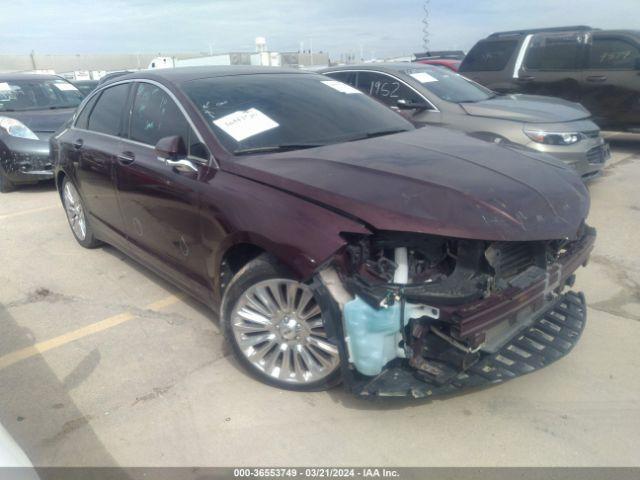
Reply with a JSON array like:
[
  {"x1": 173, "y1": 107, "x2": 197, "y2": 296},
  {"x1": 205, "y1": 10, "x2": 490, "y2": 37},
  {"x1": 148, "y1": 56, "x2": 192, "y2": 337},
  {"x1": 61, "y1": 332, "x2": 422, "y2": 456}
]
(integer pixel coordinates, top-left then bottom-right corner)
[
  {"x1": 130, "y1": 83, "x2": 190, "y2": 146},
  {"x1": 356, "y1": 72, "x2": 424, "y2": 107},
  {"x1": 188, "y1": 128, "x2": 209, "y2": 160},
  {"x1": 182, "y1": 74, "x2": 413, "y2": 154},
  {"x1": 0, "y1": 78, "x2": 84, "y2": 112},
  {"x1": 402, "y1": 67, "x2": 493, "y2": 103},
  {"x1": 588, "y1": 37, "x2": 640, "y2": 69},
  {"x1": 459, "y1": 40, "x2": 518, "y2": 72},
  {"x1": 525, "y1": 33, "x2": 581, "y2": 70},
  {"x1": 87, "y1": 84, "x2": 130, "y2": 136},
  {"x1": 326, "y1": 71, "x2": 357, "y2": 86},
  {"x1": 73, "y1": 81, "x2": 98, "y2": 97},
  {"x1": 75, "y1": 94, "x2": 99, "y2": 129}
]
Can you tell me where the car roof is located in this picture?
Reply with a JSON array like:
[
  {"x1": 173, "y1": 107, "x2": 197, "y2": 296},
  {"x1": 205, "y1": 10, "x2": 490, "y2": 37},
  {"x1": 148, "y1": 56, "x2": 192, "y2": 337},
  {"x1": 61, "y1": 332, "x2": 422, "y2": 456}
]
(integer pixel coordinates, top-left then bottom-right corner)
[
  {"x1": 488, "y1": 25, "x2": 594, "y2": 38},
  {"x1": 111, "y1": 65, "x2": 310, "y2": 85},
  {"x1": 592, "y1": 29, "x2": 640, "y2": 38},
  {"x1": 321, "y1": 63, "x2": 439, "y2": 74},
  {"x1": 0, "y1": 73, "x2": 66, "y2": 81}
]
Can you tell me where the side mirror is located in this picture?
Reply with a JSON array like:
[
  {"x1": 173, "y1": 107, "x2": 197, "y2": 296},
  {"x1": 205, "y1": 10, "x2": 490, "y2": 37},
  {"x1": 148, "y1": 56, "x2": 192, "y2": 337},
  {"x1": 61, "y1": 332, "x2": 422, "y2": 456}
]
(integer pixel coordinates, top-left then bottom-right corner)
[
  {"x1": 155, "y1": 135, "x2": 187, "y2": 160},
  {"x1": 396, "y1": 98, "x2": 431, "y2": 110}
]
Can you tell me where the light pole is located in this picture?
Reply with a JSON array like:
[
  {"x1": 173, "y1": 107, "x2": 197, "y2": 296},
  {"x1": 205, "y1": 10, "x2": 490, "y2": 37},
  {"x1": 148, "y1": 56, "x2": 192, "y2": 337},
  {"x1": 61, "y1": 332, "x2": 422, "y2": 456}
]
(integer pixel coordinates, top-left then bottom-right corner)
[{"x1": 422, "y1": 0, "x2": 430, "y2": 51}]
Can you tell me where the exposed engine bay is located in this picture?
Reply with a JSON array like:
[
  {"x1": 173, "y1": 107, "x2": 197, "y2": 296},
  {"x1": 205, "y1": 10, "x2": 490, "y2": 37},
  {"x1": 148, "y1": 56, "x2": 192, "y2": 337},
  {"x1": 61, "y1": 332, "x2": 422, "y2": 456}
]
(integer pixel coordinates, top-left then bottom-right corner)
[{"x1": 316, "y1": 226, "x2": 596, "y2": 397}]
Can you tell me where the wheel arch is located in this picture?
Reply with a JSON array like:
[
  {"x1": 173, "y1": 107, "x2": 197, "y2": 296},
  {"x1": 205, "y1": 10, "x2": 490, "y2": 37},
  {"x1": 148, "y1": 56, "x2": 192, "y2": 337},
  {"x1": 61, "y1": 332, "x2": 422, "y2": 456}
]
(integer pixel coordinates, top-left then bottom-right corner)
[
  {"x1": 211, "y1": 231, "x2": 333, "y2": 302},
  {"x1": 55, "y1": 170, "x2": 66, "y2": 198}
]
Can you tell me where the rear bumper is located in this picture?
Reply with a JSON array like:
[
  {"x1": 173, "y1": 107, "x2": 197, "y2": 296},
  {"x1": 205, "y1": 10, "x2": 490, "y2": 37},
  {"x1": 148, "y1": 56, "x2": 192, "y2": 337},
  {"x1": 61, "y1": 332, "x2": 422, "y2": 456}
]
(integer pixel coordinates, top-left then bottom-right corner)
[{"x1": 354, "y1": 290, "x2": 586, "y2": 398}]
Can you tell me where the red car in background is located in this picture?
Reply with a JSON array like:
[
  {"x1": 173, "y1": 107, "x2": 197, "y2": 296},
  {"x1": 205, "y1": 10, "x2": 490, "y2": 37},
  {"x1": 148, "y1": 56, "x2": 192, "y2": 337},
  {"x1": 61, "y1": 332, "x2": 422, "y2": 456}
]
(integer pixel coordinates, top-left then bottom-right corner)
[
  {"x1": 414, "y1": 58, "x2": 461, "y2": 71},
  {"x1": 413, "y1": 50, "x2": 465, "y2": 71}
]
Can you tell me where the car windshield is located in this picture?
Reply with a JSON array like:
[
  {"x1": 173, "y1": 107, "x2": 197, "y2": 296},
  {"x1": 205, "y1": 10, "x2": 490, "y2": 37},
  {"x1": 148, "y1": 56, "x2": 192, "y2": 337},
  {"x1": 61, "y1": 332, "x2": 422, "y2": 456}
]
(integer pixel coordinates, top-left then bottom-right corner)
[
  {"x1": 182, "y1": 73, "x2": 414, "y2": 155},
  {"x1": 459, "y1": 39, "x2": 519, "y2": 72},
  {"x1": 0, "y1": 78, "x2": 84, "y2": 112},
  {"x1": 403, "y1": 67, "x2": 495, "y2": 103}
]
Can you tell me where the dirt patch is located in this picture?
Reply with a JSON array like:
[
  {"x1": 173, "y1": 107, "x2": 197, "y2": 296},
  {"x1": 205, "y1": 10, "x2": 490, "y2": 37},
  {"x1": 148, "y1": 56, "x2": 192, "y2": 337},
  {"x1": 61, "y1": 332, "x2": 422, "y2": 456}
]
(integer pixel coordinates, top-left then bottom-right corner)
[
  {"x1": 131, "y1": 386, "x2": 173, "y2": 407},
  {"x1": 40, "y1": 415, "x2": 93, "y2": 447},
  {"x1": 589, "y1": 255, "x2": 640, "y2": 321},
  {"x1": 6, "y1": 288, "x2": 75, "y2": 308}
]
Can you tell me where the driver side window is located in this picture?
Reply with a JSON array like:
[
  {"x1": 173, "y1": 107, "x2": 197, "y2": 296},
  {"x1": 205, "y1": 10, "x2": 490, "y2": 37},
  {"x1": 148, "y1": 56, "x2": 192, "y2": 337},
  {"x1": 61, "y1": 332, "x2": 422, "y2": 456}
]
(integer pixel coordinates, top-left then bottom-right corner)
[
  {"x1": 130, "y1": 83, "x2": 190, "y2": 146},
  {"x1": 129, "y1": 83, "x2": 209, "y2": 160}
]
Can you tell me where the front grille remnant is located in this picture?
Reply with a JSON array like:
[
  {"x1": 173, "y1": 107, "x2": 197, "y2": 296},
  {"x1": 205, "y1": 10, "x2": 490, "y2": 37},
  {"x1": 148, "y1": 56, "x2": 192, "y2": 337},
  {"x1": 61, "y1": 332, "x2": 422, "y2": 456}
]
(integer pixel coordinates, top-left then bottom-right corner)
[
  {"x1": 354, "y1": 291, "x2": 587, "y2": 398},
  {"x1": 485, "y1": 241, "x2": 541, "y2": 280},
  {"x1": 586, "y1": 146, "x2": 606, "y2": 164}
]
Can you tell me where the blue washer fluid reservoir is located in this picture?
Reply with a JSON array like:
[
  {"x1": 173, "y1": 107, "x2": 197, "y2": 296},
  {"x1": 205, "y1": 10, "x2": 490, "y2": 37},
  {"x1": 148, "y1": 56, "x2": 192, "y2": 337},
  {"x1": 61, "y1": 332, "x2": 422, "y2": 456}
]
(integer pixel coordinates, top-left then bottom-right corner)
[{"x1": 343, "y1": 296, "x2": 407, "y2": 376}]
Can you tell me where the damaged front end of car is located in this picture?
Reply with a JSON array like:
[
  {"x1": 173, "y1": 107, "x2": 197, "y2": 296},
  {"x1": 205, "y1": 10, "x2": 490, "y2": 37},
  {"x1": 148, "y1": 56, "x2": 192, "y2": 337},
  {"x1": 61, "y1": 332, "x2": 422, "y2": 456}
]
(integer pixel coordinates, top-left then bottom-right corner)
[{"x1": 313, "y1": 226, "x2": 595, "y2": 398}]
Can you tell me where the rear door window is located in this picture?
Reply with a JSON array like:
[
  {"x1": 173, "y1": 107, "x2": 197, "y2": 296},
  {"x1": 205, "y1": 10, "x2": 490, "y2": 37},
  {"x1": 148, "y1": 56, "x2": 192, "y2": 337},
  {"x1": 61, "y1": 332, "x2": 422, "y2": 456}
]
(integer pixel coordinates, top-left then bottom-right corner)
[
  {"x1": 524, "y1": 33, "x2": 583, "y2": 70},
  {"x1": 588, "y1": 36, "x2": 640, "y2": 70},
  {"x1": 326, "y1": 71, "x2": 357, "y2": 86},
  {"x1": 459, "y1": 40, "x2": 518, "y2": 72},
  {"x1": 87, "y1": 83, "x2": 130, "y2": 136}
]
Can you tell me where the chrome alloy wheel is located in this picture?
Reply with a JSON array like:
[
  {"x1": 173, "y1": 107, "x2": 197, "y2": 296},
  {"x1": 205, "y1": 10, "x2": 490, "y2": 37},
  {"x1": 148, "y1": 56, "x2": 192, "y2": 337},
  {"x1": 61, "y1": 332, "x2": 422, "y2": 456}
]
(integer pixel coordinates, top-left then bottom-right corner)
[
  {"x1": 63, "y1": 181, "x2": 86, "y2": 241},
  {"x1": 230, "y1": 279, "x2": 340, "y2": 384}
]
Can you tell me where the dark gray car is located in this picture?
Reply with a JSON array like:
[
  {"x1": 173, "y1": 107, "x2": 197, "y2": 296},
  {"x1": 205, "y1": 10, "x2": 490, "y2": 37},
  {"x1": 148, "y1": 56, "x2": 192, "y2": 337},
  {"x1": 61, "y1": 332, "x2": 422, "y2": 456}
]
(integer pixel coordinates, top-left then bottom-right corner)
[
  {"x1": 322, "y1": 63, "x2": 609, "y2": 180},
  {"x1": 458, "y1": 26, "x2": 640, "y2": 131},
  {"x1": 0, "y1": 74, "x2": 83, "y2": 192}
]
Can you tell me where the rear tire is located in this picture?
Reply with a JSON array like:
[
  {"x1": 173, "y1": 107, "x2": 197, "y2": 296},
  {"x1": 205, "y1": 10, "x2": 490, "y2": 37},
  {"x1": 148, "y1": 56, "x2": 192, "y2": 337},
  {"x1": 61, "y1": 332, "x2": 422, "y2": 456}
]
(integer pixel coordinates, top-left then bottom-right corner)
[
  {"x1": 62, "y1": 178, "x2": 101, "y2": 248},
  {"x1": 221, "y1": 254, "x2": 342, "y2": 391}
]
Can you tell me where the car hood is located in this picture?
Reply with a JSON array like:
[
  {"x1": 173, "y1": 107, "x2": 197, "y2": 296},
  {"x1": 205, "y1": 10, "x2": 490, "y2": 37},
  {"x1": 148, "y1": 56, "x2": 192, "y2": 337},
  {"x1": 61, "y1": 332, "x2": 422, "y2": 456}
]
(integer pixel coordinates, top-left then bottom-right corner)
[
  {"x1": 0, "y1": 108, "x2": 75, "y2": 135},
  {"x1": 460, "y1": 94, "x2": 591, "y2": 123},
  {"x1": 224, "y1": 127, "x2": 590, "y2": 242}
]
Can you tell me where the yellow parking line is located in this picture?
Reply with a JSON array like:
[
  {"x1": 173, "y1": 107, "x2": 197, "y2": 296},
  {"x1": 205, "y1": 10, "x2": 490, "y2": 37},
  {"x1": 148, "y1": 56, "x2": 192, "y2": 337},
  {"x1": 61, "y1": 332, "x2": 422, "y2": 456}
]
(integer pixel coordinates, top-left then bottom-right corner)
[
  {"x1": 0, "y1": 205, "x2": 59, "y2": 221},
  {"x1": 0, "y1": 294, "x2": 183, "y2": 370}
]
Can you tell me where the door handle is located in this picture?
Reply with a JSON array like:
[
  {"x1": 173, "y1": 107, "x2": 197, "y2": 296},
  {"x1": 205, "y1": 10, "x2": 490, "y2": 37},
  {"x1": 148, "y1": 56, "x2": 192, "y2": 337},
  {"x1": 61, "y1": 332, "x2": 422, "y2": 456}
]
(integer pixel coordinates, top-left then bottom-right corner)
[
  {"x1": 166, "y1": 158, "x2": 198, "y2": 173},
  {"x1": 586, "y1": 75, "x2": 607, "y2": 83},
  {"x1": 73, "y1": 139, "x2": 83, "y2": 149},
  {"x1": 517, "y1": 75, "x2": 535, "y2": 82},
  {"x1": 117, "y1": 151, "x2": 135, "y2": 165}
]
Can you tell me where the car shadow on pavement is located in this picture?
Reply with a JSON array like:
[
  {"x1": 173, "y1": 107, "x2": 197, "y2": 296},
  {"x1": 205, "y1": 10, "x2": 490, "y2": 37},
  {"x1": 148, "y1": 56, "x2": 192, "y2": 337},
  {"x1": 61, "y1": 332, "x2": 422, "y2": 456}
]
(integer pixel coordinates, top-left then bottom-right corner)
[
  {"x1": 8, "y1": 180, "x2": 56, "y2": 194},
  {"x1": 324, "y1": 377, "x2": 507, "y2": 411},
  {"x1": 98, "y1": 245, "x2": 216, "y2": 321},
  {"x1": 0, "y1": 303, "x2": 129, "y2": 471}
]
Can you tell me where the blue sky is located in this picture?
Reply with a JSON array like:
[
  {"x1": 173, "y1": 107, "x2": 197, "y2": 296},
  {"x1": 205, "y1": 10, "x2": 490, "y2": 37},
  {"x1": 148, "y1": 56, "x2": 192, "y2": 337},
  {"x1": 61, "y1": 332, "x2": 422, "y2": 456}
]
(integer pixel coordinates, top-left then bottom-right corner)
[{"x1": 0, "y1": 0, "x2": 638, "y2": 59}]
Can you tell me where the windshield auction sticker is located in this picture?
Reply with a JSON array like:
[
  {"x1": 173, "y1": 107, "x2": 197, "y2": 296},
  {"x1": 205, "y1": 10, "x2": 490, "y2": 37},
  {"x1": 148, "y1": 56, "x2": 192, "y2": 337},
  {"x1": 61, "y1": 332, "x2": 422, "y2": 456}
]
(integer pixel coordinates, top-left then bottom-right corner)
[
  {"x1": 321, "y1": 80, "x2": 362, "y2": 94},
  {"x1": 409, "y1": 72, "x2": 438, "y2": 83},
  {"x1": 53, "y1": 82, "x2": 80, "y2": 91},
  {"x1": 213, "y1": 108, "x2": 279, "y2": 142}
]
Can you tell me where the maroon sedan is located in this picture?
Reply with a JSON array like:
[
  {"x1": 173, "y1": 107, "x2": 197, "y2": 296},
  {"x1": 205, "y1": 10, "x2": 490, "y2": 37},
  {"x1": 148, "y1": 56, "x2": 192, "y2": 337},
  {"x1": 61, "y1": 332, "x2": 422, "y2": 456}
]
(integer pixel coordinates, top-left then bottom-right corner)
[{"x1": 51, "y1": 67, "x2": 594, "y2": 398}]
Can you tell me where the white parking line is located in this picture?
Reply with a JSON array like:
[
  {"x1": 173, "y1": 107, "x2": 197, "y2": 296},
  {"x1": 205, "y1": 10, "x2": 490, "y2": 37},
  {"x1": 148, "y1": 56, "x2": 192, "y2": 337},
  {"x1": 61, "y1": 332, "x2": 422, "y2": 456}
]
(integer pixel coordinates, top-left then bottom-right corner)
[
  {"x1": 0, "y1": 205, "x2": 59, "y2": 221},
  {"x1": 0, "y1": 294, "x2": 183, "y2": 370}
]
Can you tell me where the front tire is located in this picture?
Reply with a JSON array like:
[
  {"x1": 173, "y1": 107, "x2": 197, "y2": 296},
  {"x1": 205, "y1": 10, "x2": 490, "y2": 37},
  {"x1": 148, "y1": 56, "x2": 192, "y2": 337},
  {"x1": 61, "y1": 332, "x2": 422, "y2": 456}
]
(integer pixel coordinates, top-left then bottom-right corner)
[
  {"x1": 221, "y1": 254, "x2": 341, "y2": 391},
  {"x1": 62, "y1": 178, "x2": 101, "y2": 248}
]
